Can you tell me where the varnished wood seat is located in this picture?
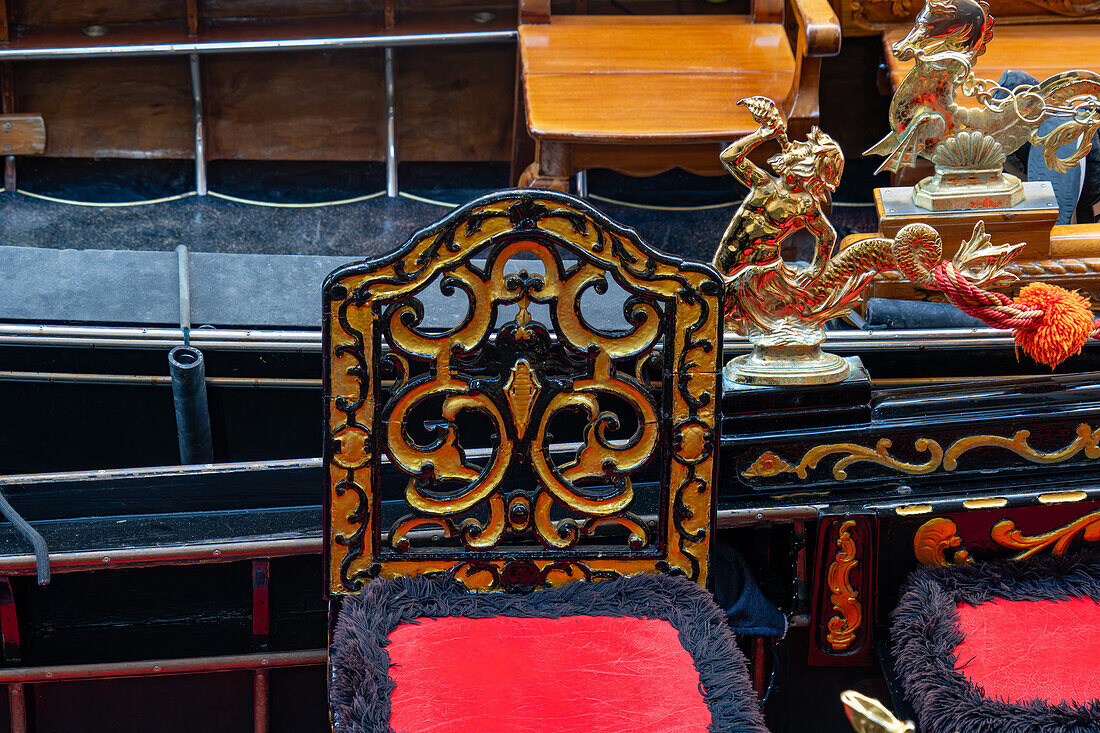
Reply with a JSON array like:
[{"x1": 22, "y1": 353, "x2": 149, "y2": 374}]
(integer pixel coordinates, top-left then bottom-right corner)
[{"x1": 514, "y1": 0, "x2": 841, "y2": 190}]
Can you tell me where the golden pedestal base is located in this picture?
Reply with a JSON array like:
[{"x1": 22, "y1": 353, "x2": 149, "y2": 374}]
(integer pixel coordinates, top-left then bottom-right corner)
[
  {"x1": 876, "y1": 182, "x2": 1058, "y2": 261},
  {"x1": 725, "y1": 343, "x2": 851, "y2": 386},
  {"x1": 912, "y1": 168, "x2": 1024, "y2": 211}
]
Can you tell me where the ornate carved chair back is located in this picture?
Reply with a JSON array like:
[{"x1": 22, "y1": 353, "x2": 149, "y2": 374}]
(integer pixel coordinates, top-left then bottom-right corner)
[{"x1": 323, "y1": 190, "x2": 724, "y2": 595}]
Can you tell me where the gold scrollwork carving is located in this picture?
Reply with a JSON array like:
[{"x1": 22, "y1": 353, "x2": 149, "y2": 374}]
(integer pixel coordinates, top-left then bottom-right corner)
[
  {"x1": 851, "y1": 0, "x2": 915, "y2": 28},
  {"x1": 324, "y1": 192, "x2": 721, "y2": 594},
  {"x1": 944, "y1": 424, "x2": 1100, "y2": 470},
  {"x1": 854, "y1": 0, "x2": 1100, "y2": 35},
  {"x1": 991, "y1": 509, "x2": 1100, "y2": 560},
  {"x1": 743, "y1": 424, "x2": 1099, "y2": 482},
  {"x1": 503, "y1": 359, "x2": 541, "y2": 440},
  {"x1": 914, "y1": 509, "x2": 1100, "y2": 565},
  {"x1": 826, "y1": 520, "x2": 862, "y2": 651},
  {"x1": 913, "y1": 517, "x2": 972, "y2": 566}
]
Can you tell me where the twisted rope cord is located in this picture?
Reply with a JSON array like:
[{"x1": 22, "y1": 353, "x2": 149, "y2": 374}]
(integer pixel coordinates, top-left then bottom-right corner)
[
  {"x1": 932, "y1": 262, "x2": 1044, "y2": 330},
  {"x1": 933, "y1": 261, "x2": 1100, "y2": 339}
]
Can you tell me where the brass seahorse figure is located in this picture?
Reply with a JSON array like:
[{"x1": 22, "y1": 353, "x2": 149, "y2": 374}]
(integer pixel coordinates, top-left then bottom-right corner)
[{"x1": 866, "y1": 0, "x2": 1100, "y2": 209}]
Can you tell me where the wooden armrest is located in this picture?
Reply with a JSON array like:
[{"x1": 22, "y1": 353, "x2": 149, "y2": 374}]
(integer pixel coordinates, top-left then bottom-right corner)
[
  {"x1": 787, "y1": 0, "x2": 841, "y2": 57},
  {"x1": 519, "y1": 0, "x2": 551, "y2": 24}
]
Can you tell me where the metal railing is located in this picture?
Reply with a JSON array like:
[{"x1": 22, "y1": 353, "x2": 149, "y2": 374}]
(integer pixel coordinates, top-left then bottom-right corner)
[
  {"x1": 1, "y1": 650, "x2": 327, "y2": 733},
  {"x1": 0, "y1": 25, "x2": 515, "y2": 197},
  {"x1": 0, "y1": 321, "x2": 1031, "y2": 353}
]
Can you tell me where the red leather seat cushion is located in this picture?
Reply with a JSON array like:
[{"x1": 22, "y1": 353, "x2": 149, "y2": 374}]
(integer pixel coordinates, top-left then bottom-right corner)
[
  {"x1": 954, "y1": 596, "x2": 1100, "y2": 706},
  {"x1": 386, "y1": 615, "x2": 711, "y2": 733}
]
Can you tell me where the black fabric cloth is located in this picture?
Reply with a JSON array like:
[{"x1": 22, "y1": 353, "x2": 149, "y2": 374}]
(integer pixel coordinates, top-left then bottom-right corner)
[
  {"x1": 330, "y1": 573, "x2": 769, "y2": 733},
  {"x1": 712, "y1": 542, "x2": 787, "y2": 638},
  {"x1": 998, "y1": 69, "x2": 1099, "y2": 224}
]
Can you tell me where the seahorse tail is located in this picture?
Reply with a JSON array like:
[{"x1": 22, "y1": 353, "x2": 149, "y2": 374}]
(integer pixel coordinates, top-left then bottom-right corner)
[
  {"x1": 805, "y1": 224, "x2": 941, "y2": 305},
  {"x1": 891, "y1": 222, "x2": 942, "y2": 287},
  {"x1": 815, "y1": 239, "x2": 895, "y2": 296}
]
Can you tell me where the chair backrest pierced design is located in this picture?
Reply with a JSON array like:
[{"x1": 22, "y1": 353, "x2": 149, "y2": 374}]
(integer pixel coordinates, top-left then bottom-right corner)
[{"x1": 324, "y1": 191, "x2": 722, "y2": 595}]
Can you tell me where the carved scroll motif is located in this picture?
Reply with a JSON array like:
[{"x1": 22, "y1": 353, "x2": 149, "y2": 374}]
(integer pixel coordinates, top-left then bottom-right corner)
[
  {"x1": 324, "y1": 193, "x2": 722, "y2": 594},
  {"x1": 915, "y1": 509, "x2": 1100, "y2": 565},
  {"x1": 826, "y1": 520, "x2": 862, "y2": 651},
  {"x1": 991, "y1": 509, "x2": 1100, "y2": 559},
  {"x1": 743, "y1": 424, "x2": 1099, "y2": 482},
  {"x1": 913, "y1": 517, "x2": 972, "y2": 566}
]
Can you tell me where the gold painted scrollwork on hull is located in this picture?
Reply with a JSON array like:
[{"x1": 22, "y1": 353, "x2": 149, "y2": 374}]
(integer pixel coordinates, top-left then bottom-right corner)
[
  {"x1": 913, "y1": 517, "x2": 972, "y2": 566},
  {"x1": 991, "y1": 509, "x2": 1100, "y2": 560},
  {"x1": 745, "y1": 438, "x2": 942, "y2": 480},
  {"x1": 915, "y1": 509, "x2": 1100, "y2": 565},
  {"x1": 743, "y1": 424, "x2": 1099, "y2": 482},
  {"x1": 826, "y1": 520, "x2": 862, "y2": 651},
  {"x1": 944, "y1": 424, "x2": 1100, "y2": 470}
]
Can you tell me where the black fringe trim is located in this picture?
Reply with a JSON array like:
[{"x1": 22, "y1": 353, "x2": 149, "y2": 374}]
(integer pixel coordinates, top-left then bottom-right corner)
[
  {"x1": 330, "y1": 573, "x2": 768, "y2": 733},
  {"x1": 891, "y1": 552, "x2": 1100, "y2": 733}
]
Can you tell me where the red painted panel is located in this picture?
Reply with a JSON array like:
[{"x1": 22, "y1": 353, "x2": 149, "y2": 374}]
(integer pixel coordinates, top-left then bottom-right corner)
[
  {"x1": 955, "y1": 597, "x2": 1100, "y2": 706},
  {"x1": 252, "y1": 560, "x2": 270, "y2": 639},
  {"x1": 386, "y1": 615, "x2": 712, "y2": 732}
]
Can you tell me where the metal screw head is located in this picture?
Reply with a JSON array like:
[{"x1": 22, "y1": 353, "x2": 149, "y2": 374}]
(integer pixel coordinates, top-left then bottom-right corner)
[
  {"x1": 470, "y1": 10, "x2": 496, "y2": 22},
  {"x1": 82, "y1": 24, "x2": 108, "y2": 37},
  {"x1": 2, "y1": 145, "x2": 9, "y2": 152},
  {"x1": 3, "y1": 122, "x2": 10, "y2": 131}
]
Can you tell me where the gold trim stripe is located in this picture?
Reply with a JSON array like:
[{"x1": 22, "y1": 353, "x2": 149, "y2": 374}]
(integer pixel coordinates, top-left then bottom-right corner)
[{"x1": 744, "y1": 424, "x2": 1100, "y2": 482}]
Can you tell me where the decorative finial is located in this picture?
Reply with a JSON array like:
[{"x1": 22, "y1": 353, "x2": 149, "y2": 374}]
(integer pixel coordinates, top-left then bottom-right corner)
[{"x1": 841, "y1": 690, "x2": 916, "y2": 733}]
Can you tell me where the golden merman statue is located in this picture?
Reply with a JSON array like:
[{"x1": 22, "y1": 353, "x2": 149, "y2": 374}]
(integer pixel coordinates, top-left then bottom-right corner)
[
  {"x1": 713, "y1": 96, "x2": 1031, "y2": 385},
  {"x1": 866, "y1": 0, "x2": 1100, "y2": 210}
]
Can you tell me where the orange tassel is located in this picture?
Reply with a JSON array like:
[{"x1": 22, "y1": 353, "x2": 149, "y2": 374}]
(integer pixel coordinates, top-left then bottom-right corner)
[{"x1": 1012, "y1": 283, "x2": 1093, "y2": 368}]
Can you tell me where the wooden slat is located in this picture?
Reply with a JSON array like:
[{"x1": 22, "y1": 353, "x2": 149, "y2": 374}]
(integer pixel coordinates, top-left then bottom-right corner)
[
  {"x1": 524, "y1": 71, "x2": 794, "y2": 141},
  {"x1": 519, "y1": 17, "x2": 791, "y2": 75},
  {"x1": 200, "y1": 0, "x2": 383, "y2": 17},
  {"x1": 396, "y1": 44, "x2": 515, "y2": 161},
  {"x1": 186, "y1": 0, "x2": 201, "y2": 35},
  {"x1": 11, "y1": 0, "x2": 184, "y2": 25},
  {"x1": 1049, "y1": 223, "x2": 1100, "y2": 259},
  {"x1": 883, "y1": 25, "x2": 1100, "y2": 92},
  {"x1": 0, "y1": 11, "x2": 516, "y2": 55},
  {"x1": 17, "y1": 58, "x2": 192, "y2": 158},
  {"x1": 1, "y1": 61, "x2": 13, "y2": 189},
  {"x1": 203, "y1": 50, "x2": 384, "y2": 161},
  {"x1": 0, "y1": 114, "x2": 44, "y2": 155}
]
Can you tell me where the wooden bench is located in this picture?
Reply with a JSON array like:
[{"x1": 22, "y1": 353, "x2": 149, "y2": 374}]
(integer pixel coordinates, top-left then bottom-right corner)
[
  {"x1": 513, "y1": 0, "x2": 841, "y2": 190},
  {"x1": 834, "y1": 0, "x2": 1100, "y2": 99}
]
